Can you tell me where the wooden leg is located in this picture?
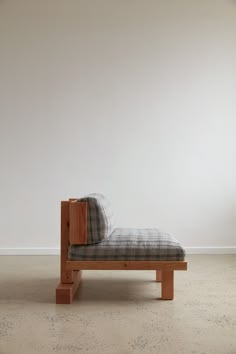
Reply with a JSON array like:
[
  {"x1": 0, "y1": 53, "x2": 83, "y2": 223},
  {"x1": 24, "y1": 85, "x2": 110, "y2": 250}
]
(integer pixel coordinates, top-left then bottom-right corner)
[
  {"x1": 61, "y1": 270, "x2": 73, "y2": 284},
  {"x1": 156, "y1": 270, "x2": 162, "y2": 282},
  {"x1": 161, "y1": 270, "x2": 174, "y2": 300},
  {"x1": 56, "y1": 270, "x2": 82, "y2": 304}
]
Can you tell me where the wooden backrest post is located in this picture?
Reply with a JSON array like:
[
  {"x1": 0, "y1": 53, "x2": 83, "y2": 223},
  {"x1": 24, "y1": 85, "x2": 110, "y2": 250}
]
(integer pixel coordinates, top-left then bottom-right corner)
[{"x1": 60, "y1": 201, "x2": 73, "y2": 283}]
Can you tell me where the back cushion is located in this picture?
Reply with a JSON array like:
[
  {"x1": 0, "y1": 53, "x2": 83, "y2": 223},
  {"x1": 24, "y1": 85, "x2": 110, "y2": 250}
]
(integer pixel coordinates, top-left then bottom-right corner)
[{"x1": 77, "y1": 194, "x2": 115, "y2": 244}]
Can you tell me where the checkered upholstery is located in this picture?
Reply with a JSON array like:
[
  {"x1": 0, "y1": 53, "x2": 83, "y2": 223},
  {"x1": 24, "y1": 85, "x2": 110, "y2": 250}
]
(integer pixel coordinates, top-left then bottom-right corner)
[
  {"x1": 69, "y1": 228, "x2": 185, "y2": 261},
  {"x1": 77, "y1": 194, "x2": 115, "y2": 244}
]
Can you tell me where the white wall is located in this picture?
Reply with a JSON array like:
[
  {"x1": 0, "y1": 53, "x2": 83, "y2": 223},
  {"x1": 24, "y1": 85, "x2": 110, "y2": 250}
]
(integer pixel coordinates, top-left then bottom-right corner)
[{"x1": 0, "y1": 0, "x2": 235, "y2": 253}]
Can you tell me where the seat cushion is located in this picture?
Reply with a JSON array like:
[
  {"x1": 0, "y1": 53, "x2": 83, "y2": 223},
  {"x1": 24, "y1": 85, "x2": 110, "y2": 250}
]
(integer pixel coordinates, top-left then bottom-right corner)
[
  {"x1": 77, "y1": 193, "x2": 115, "y2": 244},
  {"x1": 69, "y1": 228, "x2": 185, "y2": 261}
]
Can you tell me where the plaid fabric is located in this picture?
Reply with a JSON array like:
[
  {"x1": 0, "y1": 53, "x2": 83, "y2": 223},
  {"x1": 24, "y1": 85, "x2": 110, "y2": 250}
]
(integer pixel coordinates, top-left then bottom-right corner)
[
  {"x1": 77, "y1": 194, "x2": 115, "y2": 244},
  {"x1": 69, "y1": 228, "x2": 185, "y2": 261}
]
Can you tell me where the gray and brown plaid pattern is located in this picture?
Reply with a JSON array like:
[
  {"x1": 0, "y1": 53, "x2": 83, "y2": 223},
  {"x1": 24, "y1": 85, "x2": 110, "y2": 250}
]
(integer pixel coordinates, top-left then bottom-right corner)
[
  {"x1": 69, "y1": 228, "x2": 185, "y2": 261},
  {"x1": 77, "y1": 194, "x2": 115, "y2": 244}
]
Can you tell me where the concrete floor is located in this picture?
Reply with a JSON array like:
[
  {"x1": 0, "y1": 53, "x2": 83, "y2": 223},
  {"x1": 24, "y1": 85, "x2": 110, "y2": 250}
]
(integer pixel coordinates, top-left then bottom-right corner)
[{"x1": 0, "y1": 255, "x2": 235, "y2": 354}]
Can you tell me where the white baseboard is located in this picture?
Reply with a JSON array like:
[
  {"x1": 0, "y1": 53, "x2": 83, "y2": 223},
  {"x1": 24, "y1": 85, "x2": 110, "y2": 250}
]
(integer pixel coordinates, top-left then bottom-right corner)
[
  {"x1": 0, "y1": 247, "x2": 235, "y2": 256},
  {"x1": 185, "y1": 247, "x2": 236, "y2": 254},
  {"x1": 0, "y1": 248, "x2": 60, "y2": 255}
]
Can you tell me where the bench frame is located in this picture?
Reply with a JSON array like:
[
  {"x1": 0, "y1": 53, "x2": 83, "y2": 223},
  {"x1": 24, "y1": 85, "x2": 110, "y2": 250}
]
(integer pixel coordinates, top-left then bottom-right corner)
[{"x1": 56, "y1": 200, "x2": 187, "y2": 304}]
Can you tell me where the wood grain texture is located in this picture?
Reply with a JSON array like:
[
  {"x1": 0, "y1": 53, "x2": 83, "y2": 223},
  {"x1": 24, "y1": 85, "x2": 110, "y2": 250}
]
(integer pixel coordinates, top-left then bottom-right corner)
[
  {"x1": 66, "y1": 260, "x2": 187, "y2": 271},
  {"x1": 56, "y1": 270, "x2": 82, "y2": 304},
  {"x1": 156, "y1": 270, "x2": 162, "y2": 282},
  {"x1": 69, "y1": 201, "x2": 87, "y2": 245},
  {"x1": 161, "y1": 270, "x2": 174, "y2": 300},
  {"x1": 61, "y1": 201, "x2": 73, "y2": 283}
]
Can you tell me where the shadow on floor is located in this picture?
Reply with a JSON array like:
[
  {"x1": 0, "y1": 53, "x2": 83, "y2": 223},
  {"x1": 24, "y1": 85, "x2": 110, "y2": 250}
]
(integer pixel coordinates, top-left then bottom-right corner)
[
  {"x1": 75, "y1": 277, "x2": 160, "y2": 303},
  {"x1": 0, "y1": 276, "x2": 160, "y2": 304}
]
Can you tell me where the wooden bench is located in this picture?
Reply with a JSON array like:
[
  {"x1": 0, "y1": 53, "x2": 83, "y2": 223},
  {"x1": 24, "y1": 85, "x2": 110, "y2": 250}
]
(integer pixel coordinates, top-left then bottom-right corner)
[{"x1": 56, "y1": 199, "x2": 187, "y2": 304}]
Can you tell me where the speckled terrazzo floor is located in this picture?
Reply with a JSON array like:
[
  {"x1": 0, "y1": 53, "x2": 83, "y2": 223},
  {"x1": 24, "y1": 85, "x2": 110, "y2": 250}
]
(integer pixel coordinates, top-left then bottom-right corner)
[{"x1": 0, "y1": 255, "x2": 235, "y2": 354}]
